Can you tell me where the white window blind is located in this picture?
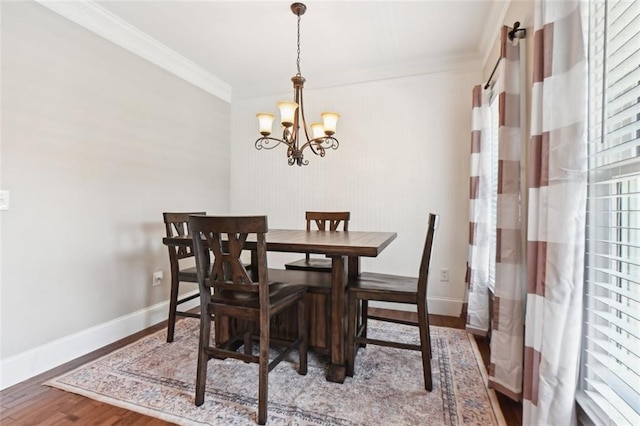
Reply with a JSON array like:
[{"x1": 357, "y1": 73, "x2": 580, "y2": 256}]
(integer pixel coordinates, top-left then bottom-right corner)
[{"x1": 580, "y1": 0, "x2": 640, "y2": 425}]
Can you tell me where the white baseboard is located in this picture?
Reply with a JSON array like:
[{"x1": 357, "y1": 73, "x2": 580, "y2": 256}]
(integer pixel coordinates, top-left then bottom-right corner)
[
  {"x1": 370, "y1": 296, "x2": 463, "y2": 317},
  {"x1": 0, "y1": 291, "x2": 200, "y2": 390}
]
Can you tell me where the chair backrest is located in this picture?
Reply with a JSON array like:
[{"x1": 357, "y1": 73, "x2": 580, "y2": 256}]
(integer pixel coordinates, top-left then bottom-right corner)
[
  {"x1": 189, "y1": 215, "x2": 269, "y2": 299},
  {"x1": 417, "y1": 213, "x2": 439, "y2": 301},
  {"x1": 163, "y1": 212, "x2": 206, "y2": 267},
  {"x1": 305, "y1": 211, "x2": 350, "y2": 232},
  {"x1": 304, "y1": 211, "x2": 350, "y2": 262}
]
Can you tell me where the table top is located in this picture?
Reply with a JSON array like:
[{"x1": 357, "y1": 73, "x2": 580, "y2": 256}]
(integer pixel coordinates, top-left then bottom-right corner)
[{"x1": 163, "y1": 229, "x2": 397, "y2": 258}]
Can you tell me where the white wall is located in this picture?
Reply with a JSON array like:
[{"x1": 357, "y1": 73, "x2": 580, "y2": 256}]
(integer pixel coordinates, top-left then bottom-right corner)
[
  {"x1": 230, "y1": 69, "x2": 480, "y2": 315},
  {"x1": 0, "y1": 2, "x2": 230, "y2": 387}
]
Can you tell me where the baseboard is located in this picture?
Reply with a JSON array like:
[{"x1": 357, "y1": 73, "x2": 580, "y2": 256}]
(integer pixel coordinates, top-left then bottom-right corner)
[
  {"x1": 0, "y1": 291, "x2": 200, "y2": 390},
  {"x1": 370, "y1": 296, "x2": 463, "y2": 317}
]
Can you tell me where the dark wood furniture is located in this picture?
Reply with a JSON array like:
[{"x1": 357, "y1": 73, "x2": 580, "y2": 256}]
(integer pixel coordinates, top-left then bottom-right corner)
[
  {"x1": 163, "y1": 228, "x2": 397, "y2": 384},
  {"x1": 346, "y1": 213, "x2": 439, "y2": 391},
  {"x1": 190, "y1": 215, "x2": 308, "y2": 425},
  {"x1": 162, "y1": 212, "x2": 205, "y2": 342},
  {"x1": 284, "y1": 211, "x2": 350, "y2": 272}
]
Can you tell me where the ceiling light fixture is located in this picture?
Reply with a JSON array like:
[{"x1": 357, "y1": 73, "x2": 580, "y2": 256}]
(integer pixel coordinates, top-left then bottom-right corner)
[{"x1": 255, "y1": 2, "x2": 340, "y2": 166}]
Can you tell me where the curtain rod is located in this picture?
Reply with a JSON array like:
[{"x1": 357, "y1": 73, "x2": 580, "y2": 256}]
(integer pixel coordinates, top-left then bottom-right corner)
[{"x1": 484, "y1": 21, "x2": 527, "y2": 90}]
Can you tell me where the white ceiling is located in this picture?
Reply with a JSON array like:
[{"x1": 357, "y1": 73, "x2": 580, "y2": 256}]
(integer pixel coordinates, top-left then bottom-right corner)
[{"x1": 93, "y1": 0, "x2": 507, "y2": 99}]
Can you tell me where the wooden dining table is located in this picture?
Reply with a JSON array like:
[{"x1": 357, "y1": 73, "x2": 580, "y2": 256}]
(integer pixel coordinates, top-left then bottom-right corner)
[{"x1": 163, "y1": 228, "x2": 397, "y2": 383}]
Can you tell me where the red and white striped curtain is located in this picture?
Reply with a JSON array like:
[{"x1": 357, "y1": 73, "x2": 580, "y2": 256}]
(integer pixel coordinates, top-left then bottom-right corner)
[
  {"x1": 467, "y1": 26, "x2": 525, "y2": 400},
  {"x1": 488, "y1": 26, "x2": 525, "y2": 401},
  {"x1": 524, "y1": 1, "x2": 588, "y2": 424},
  {"x1": 466, "y1": 85, "x2": 492, "y2": 336}
]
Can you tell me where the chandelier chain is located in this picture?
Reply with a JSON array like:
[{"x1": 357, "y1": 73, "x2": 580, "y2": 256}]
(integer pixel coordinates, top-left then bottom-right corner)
[{"x1": 296, "y1": 14, "x2": 301, "y2": 76}]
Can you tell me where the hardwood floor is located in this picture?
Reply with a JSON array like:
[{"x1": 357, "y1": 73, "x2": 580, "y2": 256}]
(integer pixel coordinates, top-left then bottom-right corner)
[{"x1": 0, "y1": 309, "x2": 522, "y2": 425}]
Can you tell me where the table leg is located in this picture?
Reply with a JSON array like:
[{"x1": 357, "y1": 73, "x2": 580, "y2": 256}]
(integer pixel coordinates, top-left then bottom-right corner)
[
  {"x1": 348, "y1": 256, "x2": 360, "y2": 279},
  {"x1": 327, "y1": 255, "x2": 347, "y2": 383}
]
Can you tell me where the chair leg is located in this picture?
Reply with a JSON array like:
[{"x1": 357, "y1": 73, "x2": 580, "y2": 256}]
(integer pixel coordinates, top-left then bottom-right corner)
[
  {"x1": 426, "y1": 310, "x2": 432, "y2": 359},
  {"x1": 166, "y1": 277, "x2": 180, "y2": 342},
  {"x1": 346, "y1": 292, "x2": 357, "y2": 377},
  {"x1": 360, "y1": 300, "x2": 368, "y2": 348},
  {"x1": 243, "y1": 320, "x2": 253, "y2": 359},
  {"x1": 298, "y1": 297, "x2": 307, "y2": 375},
  {"x1": 195, "y1": 315, "x2": 211, "y2": 406},
  {"x1": 417, "y1": 303, "x2": 433, "y2": 392},
  {"x1": 257, "y1": 318, "x2": 269, "y2": 425}
]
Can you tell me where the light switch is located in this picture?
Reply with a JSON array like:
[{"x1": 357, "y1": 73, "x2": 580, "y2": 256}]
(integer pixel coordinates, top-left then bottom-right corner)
[{"x1": 0, "y1": 191, "x2": 9, "y2": 211}]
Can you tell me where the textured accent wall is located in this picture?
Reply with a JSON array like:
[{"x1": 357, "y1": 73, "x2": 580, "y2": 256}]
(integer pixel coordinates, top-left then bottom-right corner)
[
  {"x1": 0, "y1": 2, "x2": 230, "y2": 359},
  {"x1": 230, "y1": 70, "x2": 480, "y2": 313}
]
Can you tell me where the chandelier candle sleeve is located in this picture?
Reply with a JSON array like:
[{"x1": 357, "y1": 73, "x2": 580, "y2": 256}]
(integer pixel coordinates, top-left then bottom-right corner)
[
  {"x1": 321, "y1": 112, "x2": 339, "y2": 135},
  {"x1": 257, "y1": 113, "x2": 276, "y2": 136},
  {"x1": 277, "y1": 101, "x2": 298, "y2": 127},
  {"x1": 254, "y1": 2, "x2": 340, "y2": 166},
  {"x1": 311, "y1": 122, "x2": 325, "y2": 139}
]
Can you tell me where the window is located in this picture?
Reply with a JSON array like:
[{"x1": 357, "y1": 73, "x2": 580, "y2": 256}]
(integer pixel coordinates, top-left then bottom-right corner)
[{"x1": 579, "y1": 0, "x2": 640, "y2": 424}]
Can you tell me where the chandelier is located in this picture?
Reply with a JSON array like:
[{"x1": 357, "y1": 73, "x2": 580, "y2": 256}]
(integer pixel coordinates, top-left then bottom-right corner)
[{"x1": 255, "y1": 3, "x2": 340, "y2": 166}]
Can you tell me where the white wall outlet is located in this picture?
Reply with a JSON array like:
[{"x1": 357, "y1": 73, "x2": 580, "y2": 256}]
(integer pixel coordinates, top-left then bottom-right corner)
[
  {"x1": 439, "y1": 269, "x2": 449, "y2": 282},
  {"x1": 152, "y1": 270, "x2": 164, "y2": 287},
  {"x1": 0, "y1": 191, "x2": 10, "y2": 211}
]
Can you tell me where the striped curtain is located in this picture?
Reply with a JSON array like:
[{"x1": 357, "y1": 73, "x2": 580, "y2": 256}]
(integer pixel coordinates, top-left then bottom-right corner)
[
  {"x1": 524, "y1": 1, "x2": 588, "y2": 425},
  {"x1": 466, "y1": 85, "x2": 492, "y2": 336},
  {"x1": 488, "y1": 26, "x2": 525, "y2": 401}
]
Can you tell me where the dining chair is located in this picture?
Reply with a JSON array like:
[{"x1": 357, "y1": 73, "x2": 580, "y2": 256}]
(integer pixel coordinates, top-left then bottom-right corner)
[
  {"x1": 163, "y1": 211, "x2": 206, "y2": 343},
  {"x1": 284, "y1": 211, "x2": 350, "y2": 272},
  {"x1": 190, "y1": 215, "x2": 308, "y2": 425},
  {"x1": 346, "y1": 213, "x2": 439, "y2": 391}
]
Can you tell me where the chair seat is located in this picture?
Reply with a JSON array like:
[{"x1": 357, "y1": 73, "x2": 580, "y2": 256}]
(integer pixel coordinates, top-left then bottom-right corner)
[
  {"x1": 212, "y1": 282, "x2": 307, "y2": 310},
  {"x1": 348, "y1": 272, "x2": 418, "y2": 303},
  {"x1": 268, "y1": 268, "x2": 332, "y2": 293},
  {"x1": 177, "y1": 266, "x2": 198, "y2": 282},
  {"x1": 284, "y1": 258, "x2": 332, "y2": 273}
]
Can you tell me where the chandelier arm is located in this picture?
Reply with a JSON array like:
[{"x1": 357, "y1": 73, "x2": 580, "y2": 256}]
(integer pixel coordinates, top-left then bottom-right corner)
[
  {"x1": 297, "y1": 85, "x2": 314, "y2": 147},
  {"x1": 255, "y1": 136, "x2": 295, "y2": 150}
]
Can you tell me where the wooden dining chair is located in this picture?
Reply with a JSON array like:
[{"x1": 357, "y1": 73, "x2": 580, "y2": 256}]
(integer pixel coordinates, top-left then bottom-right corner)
[
  {"x1": 346, "y1": 213, "x2": 439, "y2": 391},
  {"x1": 163, "y1": 211, "x2": 206, "y2": 343},
  {"x1": 190, "y1": 215, "x2": 308, "y2": 425},
  {"x1": 284, "y1": 211, "x2": 350, "y2": 272}
]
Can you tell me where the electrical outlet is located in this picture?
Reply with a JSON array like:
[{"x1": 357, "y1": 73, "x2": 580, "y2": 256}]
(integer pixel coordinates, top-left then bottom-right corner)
[
  {"x1": 152, "y1": 271, "x2": 164, "y2": 287},
  {"x1": 439, "y1": 269, "x2": 449, "y2": 282}
]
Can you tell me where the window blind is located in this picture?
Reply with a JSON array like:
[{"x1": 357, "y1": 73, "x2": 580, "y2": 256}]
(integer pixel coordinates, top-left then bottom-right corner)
[{"x1": 580, "y1": 0, "x2": 640, "y2": 425}]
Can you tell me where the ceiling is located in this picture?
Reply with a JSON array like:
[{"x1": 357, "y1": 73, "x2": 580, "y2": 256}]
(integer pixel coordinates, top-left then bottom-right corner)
[{"x1": 93, "y1": 1, "x2": 507, "y2": 99}]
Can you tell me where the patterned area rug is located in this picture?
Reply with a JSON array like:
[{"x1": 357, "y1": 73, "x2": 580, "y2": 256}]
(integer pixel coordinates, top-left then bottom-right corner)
[{"x1": 46, "y1": 318, "x2": 505, "y2": 425}]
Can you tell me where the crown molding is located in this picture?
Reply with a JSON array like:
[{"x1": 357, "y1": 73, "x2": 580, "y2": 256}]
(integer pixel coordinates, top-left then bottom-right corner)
[
  {"x1": 234, "y1": 53, "x2": 483, "y2": 99},
  {"x1": 36, "y1": 0, "x2": 232, "y2": 103}
]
